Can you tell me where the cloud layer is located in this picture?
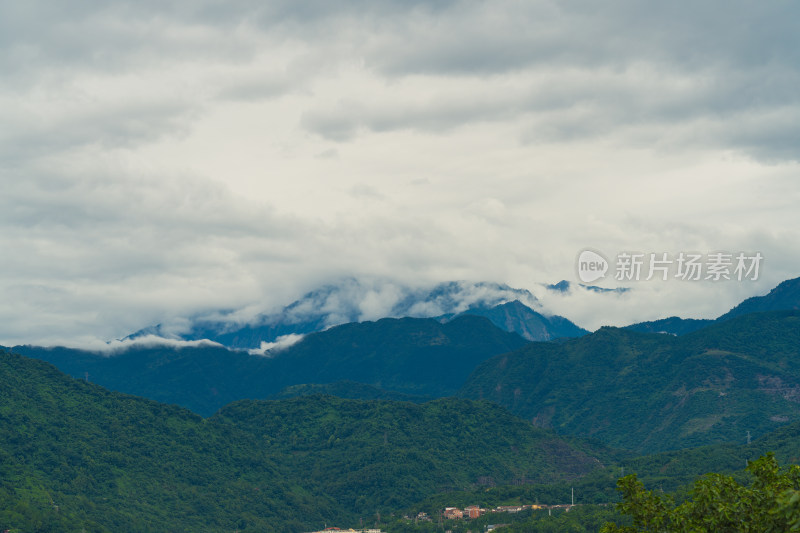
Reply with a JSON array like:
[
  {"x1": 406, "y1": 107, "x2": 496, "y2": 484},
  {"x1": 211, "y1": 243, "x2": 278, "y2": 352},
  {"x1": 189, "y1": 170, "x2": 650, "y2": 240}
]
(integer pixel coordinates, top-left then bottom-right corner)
[{"x1": 1, "y1": 1, "x2": 799, "y2": 345}]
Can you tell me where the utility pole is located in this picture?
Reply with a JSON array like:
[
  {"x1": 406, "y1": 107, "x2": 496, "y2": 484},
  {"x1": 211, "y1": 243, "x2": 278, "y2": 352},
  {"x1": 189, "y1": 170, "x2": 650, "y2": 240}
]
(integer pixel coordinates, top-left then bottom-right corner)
[
  {"x1": 571, "y1": 487, "x2": 574, "y2": 506},
  {"x1": 747, "y1": 430, "x2": 751, "y2": 445}
]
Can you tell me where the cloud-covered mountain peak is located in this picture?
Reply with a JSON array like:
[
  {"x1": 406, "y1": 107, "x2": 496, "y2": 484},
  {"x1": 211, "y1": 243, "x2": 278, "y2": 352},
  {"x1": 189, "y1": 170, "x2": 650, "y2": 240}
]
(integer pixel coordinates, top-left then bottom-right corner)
[{"x1": 127, "y1": 278, "x2": 543, "y2": 349}]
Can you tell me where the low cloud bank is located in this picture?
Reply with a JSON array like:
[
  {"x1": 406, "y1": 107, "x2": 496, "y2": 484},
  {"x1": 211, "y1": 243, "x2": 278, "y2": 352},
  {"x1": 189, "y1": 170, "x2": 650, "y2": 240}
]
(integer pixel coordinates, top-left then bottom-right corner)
[
  {"x1": 248, "y1": 334, "x2": 306, "y2": 356},
  {"x1": 15, "y1": 335, "x2": 229, "y2": 356}
]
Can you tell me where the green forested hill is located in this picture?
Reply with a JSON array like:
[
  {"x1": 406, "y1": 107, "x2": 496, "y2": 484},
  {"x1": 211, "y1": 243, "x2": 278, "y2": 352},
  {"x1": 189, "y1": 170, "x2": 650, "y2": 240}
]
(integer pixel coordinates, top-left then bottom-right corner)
[
  {"x1": 255, "y1": 314, "x2": 529, "y2": 397},
  {"x1": 0, "y1": 350, "x2": 612, "y2": 532},
  {"x1": 395, "y1": 417, "x2": 800, "y2": 530},
  {"x1": 269, "y1": 380, "x2": 433, "y2": 402},
  {"x1": 606, "y1": 414, "x2": 800, "y2": 498},
  {"x1": 459, "y1": 311, "x2": 800, "y2": 453},
  {"x1": 8, "y1": 343, "x2": 275, "y2": 416},
  {"x1": 387, "y1": 422, "x2": 800, "y2": 533},
  {"x1": 212, "y1": 395, "x2": 618, "y2": 513},
  {"x1": 0, "y1": 350, "x2": 340, "y2": 533},
  {"x1": 12, "y1": 315, "x2": 528, "y2": 415}
]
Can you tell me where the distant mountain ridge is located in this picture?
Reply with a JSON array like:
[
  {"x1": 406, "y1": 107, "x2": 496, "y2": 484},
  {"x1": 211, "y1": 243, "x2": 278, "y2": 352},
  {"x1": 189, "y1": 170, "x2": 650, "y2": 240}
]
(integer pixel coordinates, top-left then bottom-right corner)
[
  {"x1": 128, "y1": 279, "x2": 586, "y2": 348},
  {"x1": 717, "y1": 275, "x2": 800, "y2": 320},
  {"x1": 12, "y1": 315, "x2": 528, "y2": 415},
  {"x1": 626, "y1": 276, "x2": 800, "y2": 335},
  {"x1": 457, "y1": 300, "x2": 588, "y2": 341},
  {"x1": 625, "y1": 316, "x2": 714, "y2": 336}
]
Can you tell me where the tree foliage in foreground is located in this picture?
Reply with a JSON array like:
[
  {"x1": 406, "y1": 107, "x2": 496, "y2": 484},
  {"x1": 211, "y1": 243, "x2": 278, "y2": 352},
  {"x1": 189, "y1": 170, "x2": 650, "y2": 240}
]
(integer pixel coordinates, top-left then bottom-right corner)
[{"x1": 602, "y1": 453, "x2": 800, "y2": 532}]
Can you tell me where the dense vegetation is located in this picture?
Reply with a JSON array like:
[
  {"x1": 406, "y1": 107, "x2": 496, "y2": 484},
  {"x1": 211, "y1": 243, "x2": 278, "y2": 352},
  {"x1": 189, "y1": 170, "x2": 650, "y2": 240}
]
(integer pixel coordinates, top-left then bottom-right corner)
[
  {"x1": 382, "y1": 423, "x2": 800, "y2": 532},
  {"x1": 11, "y1": 315, "x2": 527, "y2": 415},
  {"x1": 0, "y1": 350, "x2": 613, "y2": 532},
  {"x1": 459, "y1": 311, "x2": 800, "y2": 453},
  {"x1": 5, "y1": 342, "x2": 800, "y2": 531},
  {"x1": 0, "y1": 351, "x2": 339, "y2": 532},
  {"x1": 243, "y1": 315, "x2": 528, "y2": 398},
  {"x1": 212, "y1": 395, "x2": 617, "y2": 512},
  {"x1": 602, "y1": 454, "x2": 800, "y2": 532},
  {"x1": 269, "y1": 380, "x2": 432, "y2": 402}
]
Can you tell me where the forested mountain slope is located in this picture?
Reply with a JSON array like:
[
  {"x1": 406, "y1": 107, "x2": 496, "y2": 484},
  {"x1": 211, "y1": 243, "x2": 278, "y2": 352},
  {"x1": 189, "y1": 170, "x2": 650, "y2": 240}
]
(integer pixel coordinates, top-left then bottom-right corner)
[{"x1": 460, "y1": 311, "x2": 800, "y2": 453}]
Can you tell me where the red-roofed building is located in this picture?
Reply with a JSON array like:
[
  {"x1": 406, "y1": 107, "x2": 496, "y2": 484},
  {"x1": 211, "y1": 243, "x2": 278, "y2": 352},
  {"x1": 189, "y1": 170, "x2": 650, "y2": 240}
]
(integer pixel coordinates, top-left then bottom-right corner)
[
  {"x1": 443, "y1": 507, "x2": 463, "y2": 519},
  {"x1": 464, "y1": 505, "x2": 485, "y2": 519}
]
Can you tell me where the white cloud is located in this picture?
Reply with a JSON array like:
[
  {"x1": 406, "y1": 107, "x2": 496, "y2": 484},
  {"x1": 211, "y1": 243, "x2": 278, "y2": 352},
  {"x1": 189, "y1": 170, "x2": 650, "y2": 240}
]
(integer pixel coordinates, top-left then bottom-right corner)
[
  {"x1": 1, "y1": 1, "x2": 799, "y2": 345},
  {"x1": 248, "y1": 333, "x2": 305, "y2": 356},
  {"x1": 14, "y1": 334, "x2": 227, "y2": 355}
]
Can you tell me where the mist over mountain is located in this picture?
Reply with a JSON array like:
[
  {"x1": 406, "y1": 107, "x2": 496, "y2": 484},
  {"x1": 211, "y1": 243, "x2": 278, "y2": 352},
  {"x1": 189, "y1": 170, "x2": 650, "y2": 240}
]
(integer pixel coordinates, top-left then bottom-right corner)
[
  {"x1": 127, "y1": 279, "x2": 587, "y2": 349},
  {"x1": 17, "y1": 277, "x2": 800, "y2": 421},
  {"x1": 545, "y1": 280, "x2": 631, "y2": 295}
]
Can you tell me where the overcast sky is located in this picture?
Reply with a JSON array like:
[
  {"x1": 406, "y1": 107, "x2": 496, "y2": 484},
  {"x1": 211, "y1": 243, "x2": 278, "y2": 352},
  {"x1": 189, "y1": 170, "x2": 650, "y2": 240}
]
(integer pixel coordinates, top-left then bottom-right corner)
[{"x1": 2, "y1": 1, "x2": 800, "y2": 346}]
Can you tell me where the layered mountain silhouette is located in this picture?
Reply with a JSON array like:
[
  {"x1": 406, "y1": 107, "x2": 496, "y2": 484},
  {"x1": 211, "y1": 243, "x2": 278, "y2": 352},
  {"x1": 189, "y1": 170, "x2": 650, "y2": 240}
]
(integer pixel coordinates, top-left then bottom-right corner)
[
  {"x1": 11, "y1": 275, "x2": 800, "y2": 458},
  {"x1": 11, "y1": 315, "x2": 528, "y2": 415},
  {"x1": 626, "y1": 276, "x2": 800, "y2": 335},
  {"x1": 128, "y1": 279, "x2": 586, "y2": 348}
]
